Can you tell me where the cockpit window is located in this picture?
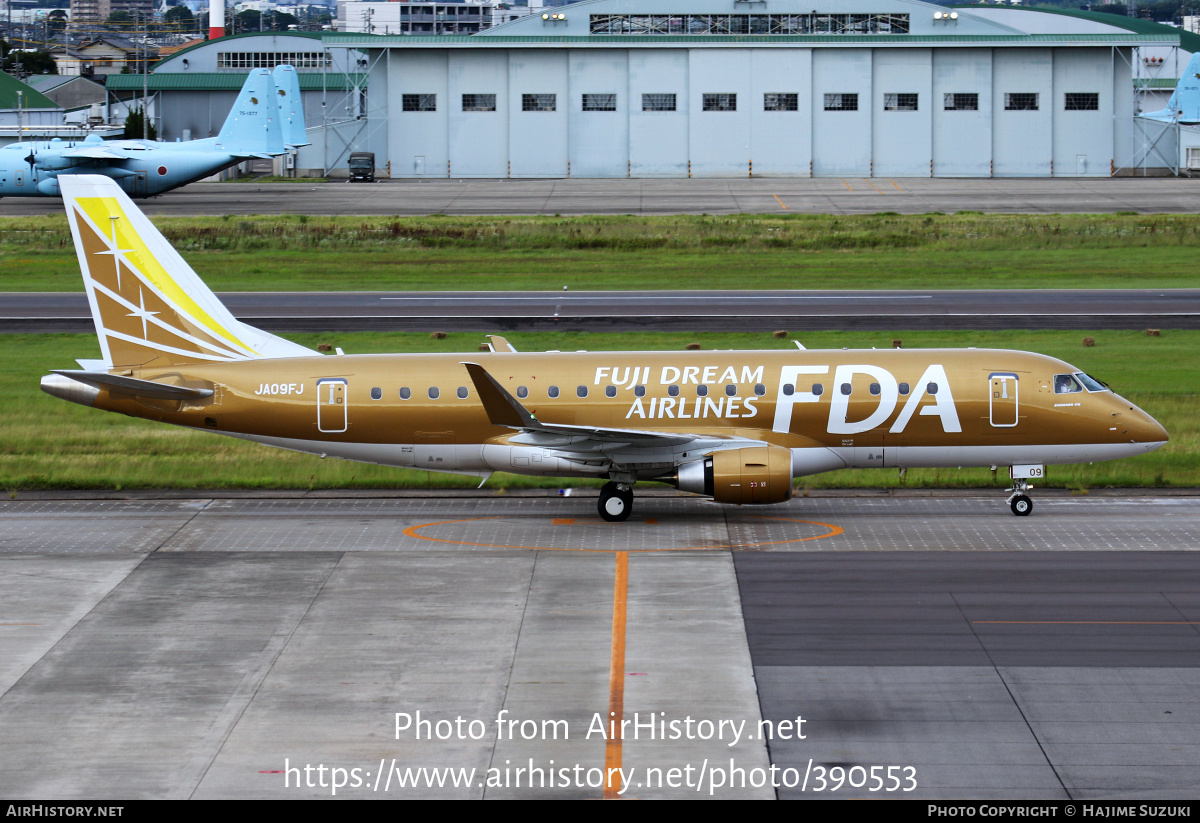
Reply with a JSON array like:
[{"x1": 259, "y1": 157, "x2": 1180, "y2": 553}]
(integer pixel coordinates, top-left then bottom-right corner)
[
  {"x1": 1075, "y1": 372, "x2": 1108, "y2": 392},
  {"x1": 1053, "y1": 374, "x2": 1083, "y2": 394}
]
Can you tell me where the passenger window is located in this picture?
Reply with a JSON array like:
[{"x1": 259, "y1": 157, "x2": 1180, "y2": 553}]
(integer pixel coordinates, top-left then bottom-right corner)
[
  {"x1": 428, "y1": 387, "x2": 440, "y2": 399},
  {"x1": 457, "y1": 387, "x2": 468, "y2": 399},
  {"x1": 869, "y1": 382, "x2": 880, "y2": 396},
  {"x1": 635, "y1": 385, "x2": 646, "y2": 397},
  {"x1": 548, "y1": 386, "x2": 560, "y2": 398},
  {"x1": 399, "y1": 387, "x2": 411, "y2": 400},
  {"x1": 668, "y1": 385, "x2": 680, "y2": 397},
  {"x1": 517, "y1": 386, "x2": 529, "y2": 399},
  {"x1": 725, "y1": 384, "x2": 737, "y2": 396},
  {"x1": 696, "y1": 385, "x2": 708, "y2": 397},
  {"x1": 899, "y1": 382, "x2": 910, "y2": 395},
  {"x1": 605, "y1": 385, "x2": 616, "y2": 398},
  {"x1": 812, "y1": 384, "x2": 824, "y2": 396},
  {"x1": 754, "y1": 383, "x2": 766, "y2": 396},
  {"x1": 1054, "y1": 374, "x2": 1083, "y2": 394},
  {"x1": 840, "y1": 383, "x2": 852, "y2": 396},
  {"x1": 371, "y1": 387, "x2": 382, "y2": 400},
  {"x1": 927, "y1": 382, "x2": 938, "y2": 395},
  {"x1": 577, "y1": 386, "x2": 588, "y2": 398},
  {"x1": 783, "y1": 383, "x2": 794, "y2": 396}
]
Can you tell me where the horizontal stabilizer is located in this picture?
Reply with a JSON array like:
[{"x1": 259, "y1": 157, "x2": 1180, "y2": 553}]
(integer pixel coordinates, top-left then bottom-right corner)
[{"x1": 51, "y1": 369, "x2": 214, "y2": 399}]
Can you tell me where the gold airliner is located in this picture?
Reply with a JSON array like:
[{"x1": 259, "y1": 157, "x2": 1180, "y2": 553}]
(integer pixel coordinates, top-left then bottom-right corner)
[{"x1": 41, "y1": 176, "x2": 1168, "y2": 520}]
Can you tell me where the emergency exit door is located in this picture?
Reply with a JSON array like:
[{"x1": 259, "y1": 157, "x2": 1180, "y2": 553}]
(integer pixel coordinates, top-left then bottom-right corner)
[
  {"x1": 317, "y1": 378, "x2": 347, "y2": 433},
  {"x1": 988, "y1": 372, "x2": 1019, "y2": 428}
]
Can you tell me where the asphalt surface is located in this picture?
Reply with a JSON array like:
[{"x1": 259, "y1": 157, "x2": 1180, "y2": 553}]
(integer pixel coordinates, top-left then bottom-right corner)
[
  {"x1": 3, "y1": 176, "x2": 1200, "y2": 217},
  {"x1": 6, "y1": 288, "x2": 1199, "y2": 333},
  {"x1": 2, "y1": 492, "x2": 1199, "y2": 799}
]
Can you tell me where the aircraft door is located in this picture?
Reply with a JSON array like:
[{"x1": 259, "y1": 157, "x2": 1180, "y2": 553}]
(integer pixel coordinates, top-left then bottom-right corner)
[
  {"x1": 989, "y1": 372, "x2": 1019, "y2": 428},
  {"x1": 317, "y1": 378, "x2": 347, "y2": 433},
  {"x1": 133, "y1": 171, "x2": 148, "y2": 197},
  {"x1": 14, "y1": 169, "x2": 24, "y2": 187}
]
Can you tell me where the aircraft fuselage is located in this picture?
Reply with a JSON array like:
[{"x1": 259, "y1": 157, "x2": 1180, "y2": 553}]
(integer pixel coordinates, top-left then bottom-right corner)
[{"x1": 58, "y1": 348, "x2": 1166, "y2": 481}]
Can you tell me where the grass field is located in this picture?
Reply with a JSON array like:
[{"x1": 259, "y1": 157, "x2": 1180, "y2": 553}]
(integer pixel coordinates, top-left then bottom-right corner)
[
  {"x1": 4, "y1": 212, "x2": 1200, "y2": 291},
  {"x1": 3, "y1": 329, "x2": 1192, "y2": 493}
]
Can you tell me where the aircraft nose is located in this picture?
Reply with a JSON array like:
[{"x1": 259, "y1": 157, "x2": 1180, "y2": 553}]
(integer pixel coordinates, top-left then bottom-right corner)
[{"x1": 1120, "y1": 400, "x2": 1168, "y2": 448}]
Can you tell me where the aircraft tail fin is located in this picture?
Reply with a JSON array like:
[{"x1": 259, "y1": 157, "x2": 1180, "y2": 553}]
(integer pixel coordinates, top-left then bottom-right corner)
[
  {"x1": 215, "y1": 67, "x2": 285, "y2": 157},
  {"x1": 60, "y1": 174, "x2": 317, "y2": 370},
  {"x1": 1141, "y1": 52, "x2": 1200, "y2": 123},
  {"x1": 272, "y1": 64, "x2": 309, "y2": 148}
]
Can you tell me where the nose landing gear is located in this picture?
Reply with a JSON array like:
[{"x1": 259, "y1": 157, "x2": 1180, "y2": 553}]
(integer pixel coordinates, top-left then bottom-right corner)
[{"x1": 598, "y1": 481, "x2": 634, "y2": 522}]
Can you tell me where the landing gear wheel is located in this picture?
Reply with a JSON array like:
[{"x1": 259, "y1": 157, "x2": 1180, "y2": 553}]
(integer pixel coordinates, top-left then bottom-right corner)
[
  {"x1": 598, "y1": 482, "x2": 633, "y2": 522},
  {"x1": 1010, "y1": 494, "x2": 1033, "y2": 517}
]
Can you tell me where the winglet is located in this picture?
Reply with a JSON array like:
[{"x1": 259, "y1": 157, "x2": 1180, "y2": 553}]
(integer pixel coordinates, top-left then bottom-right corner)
[{"x1": 461, "y1": 362, "x2": 537, "y2": 428}]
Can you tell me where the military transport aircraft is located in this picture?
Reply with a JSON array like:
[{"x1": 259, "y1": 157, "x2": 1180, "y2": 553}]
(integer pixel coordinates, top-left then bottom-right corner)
[
  {"x1": 1140, "y1": 52, "x2": 1200, "y2": 124},
  {"x1": 41, "y1": 175, "x2": 1167, "y2": 520},
  {"x1": 0, "y1": 65, "x2": 304, "y2": 198}
]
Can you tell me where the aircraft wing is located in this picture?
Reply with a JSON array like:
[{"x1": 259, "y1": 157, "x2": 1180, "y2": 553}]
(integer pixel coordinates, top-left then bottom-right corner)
[
  {"x1": 61, "y1": 146, "x2": 134, "y2": 160},
  {"x1": 462, "y1": 361, "x2": 758, "y2": 463}
]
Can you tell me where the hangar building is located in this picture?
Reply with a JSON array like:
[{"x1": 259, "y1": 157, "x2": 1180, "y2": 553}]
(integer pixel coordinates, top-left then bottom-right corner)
[{"x1": 324, "y1": 0, "x2": 1173, "y2": 178}]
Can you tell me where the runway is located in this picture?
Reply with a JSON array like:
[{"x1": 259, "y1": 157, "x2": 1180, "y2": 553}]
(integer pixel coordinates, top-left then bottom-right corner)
[
  {"x1": 6, "y1": 288, "x2": 1198, "y2": 333},
  {"x1": 4, "y1": 177, "x2": 1200, "y2": 217},
  {"x1": 1, "y1": 491, "x2": 1198, "y2": 799}
]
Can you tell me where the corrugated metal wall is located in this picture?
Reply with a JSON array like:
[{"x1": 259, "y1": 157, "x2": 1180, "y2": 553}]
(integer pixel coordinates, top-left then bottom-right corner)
[{"x1": 379, "y1": 46, "x2": 1125, "y2": 178}]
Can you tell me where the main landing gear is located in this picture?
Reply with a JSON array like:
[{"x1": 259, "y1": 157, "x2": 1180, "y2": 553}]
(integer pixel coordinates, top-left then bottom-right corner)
[
  {"x1": 598, "y1": 481, "x2": 633, "y2": 522},
  {"x1": 1006, "y1": 479, "x2": 1033, "y2": 517}
]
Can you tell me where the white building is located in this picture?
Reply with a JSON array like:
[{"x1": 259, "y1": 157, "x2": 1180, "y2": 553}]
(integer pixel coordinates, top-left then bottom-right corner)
[{"x1": 323, "y1": 0, "x2": 1174, "y2": 178}]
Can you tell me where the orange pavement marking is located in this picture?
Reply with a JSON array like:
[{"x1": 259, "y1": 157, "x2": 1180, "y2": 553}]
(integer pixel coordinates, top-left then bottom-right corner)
[{"x1": 603, "y1": 552, "x2": 629, "y2": 800}]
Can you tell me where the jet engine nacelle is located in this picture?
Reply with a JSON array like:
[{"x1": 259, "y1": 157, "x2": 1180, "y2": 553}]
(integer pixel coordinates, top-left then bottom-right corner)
[{"x1": 677, "y1": 445, "x2": 793, "y2": 505}]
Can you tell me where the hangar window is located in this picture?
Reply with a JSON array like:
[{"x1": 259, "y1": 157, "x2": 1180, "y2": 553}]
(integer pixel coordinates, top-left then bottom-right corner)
[
  {"x1": 1004, "y1": 93, "x2": 1039, "y2": 111},
  {"x1": 428, "y1": 387, "x2": 440, "y2": 399},
  {"x1": 703, "y1": 93, "x2": 737, "y2": 112},
  {"x1": 1065, "y1": 93, "x2": 1099, "y2": 111},
  {"x1": 522, "y1": 93, "x2": 557, "y2": 112},
  {"x1": 371, "y1": 387, "x2": 382, "y2": 400},
  {"x1": 642, "y1": 93, "x2": 677, "y2": 112},
  {"x1": 605, "y1": 385, "x2": 616, "y2": 398},
  {"x1": 943, "y1": 93, "x2": 978, "y2": 111},
  {"x1": 457, "y1": 387, "x2": 469, "y2": 399},
  {"x1": 548, "y1": 386, "x2": 560, "y2": 398},
  {"x1": 668, "y1": 385, "x2": 680, "y2": 397},
  {"x1": 589, "y1": 13, "x2": 910, "y2": 36},
  {"x1": 217, "y1": 51, "x2": 331, "y2": 70},
  {"x1": 462, "y1": 94, "x2": 497, "y2": 112},
  {"x1": 824, "y1": 93, "x2": 858, "y2": 111},
  {"x1": 400, "y1": 387, "x2": 411, "y2": 400},
  {"x1": 583, "y1": 94, "x2": 617, "y2": 112},
  {"x1": 764, "y1": 93, "x2": 798, "y2": 112},
  {"x1": 884, "y1": 93, "x2": 918, "y2": 112},
  {"x1": 402, "y1": 94, "x2": 437, "y2": 112},
  {"x1": 517, "y1": 386, "x2": 529, "y2": 399},
  {"x1": 635, "y1": 385, "x2": 646, "y2": 397}
]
